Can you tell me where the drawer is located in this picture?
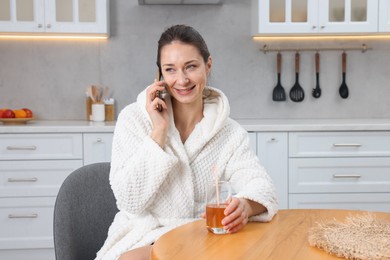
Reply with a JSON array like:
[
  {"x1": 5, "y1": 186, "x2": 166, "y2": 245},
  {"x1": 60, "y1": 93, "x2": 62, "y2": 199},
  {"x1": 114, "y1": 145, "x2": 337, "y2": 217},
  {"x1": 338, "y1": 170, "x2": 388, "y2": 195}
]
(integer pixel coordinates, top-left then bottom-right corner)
[
  {"x1": 289, "y1": 193, "x2": 390, "y2": 212},
  {"x1": 0, "y1": 134, "x2": 82, "y2": 160},
  {"x1": 0, "y1": 160, "x2": 82, "y2": 197},
  {"x1": 0, "y1": 248, "x2": 54, "y2": 260},
  {"x1": 0, "y1": 197, "x2": 55, "y2": 250},
  {"x1": 289, "y1": 132, "x2": 390, "y2": 157},
  {"x1": 289, "y1": 157, "x2": 390, "y2": 193}
]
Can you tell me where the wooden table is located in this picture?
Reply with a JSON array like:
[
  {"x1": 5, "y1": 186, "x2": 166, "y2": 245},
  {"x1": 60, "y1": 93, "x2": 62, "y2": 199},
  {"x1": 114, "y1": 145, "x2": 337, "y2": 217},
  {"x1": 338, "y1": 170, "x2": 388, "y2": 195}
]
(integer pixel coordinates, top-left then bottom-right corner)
[{"x1": 151, "y1": 209, "x2": 390, "y2": 260}]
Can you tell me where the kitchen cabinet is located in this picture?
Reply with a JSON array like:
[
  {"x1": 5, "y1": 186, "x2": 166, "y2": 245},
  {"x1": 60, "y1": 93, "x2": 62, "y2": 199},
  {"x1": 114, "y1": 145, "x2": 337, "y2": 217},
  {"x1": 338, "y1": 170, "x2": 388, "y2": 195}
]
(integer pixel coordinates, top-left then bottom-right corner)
[
  {"x1": 0, "y1": 0, "x2": 109, "y2": 36},
  {"x1": 379, "y1": 0, "x2": 390, "y2": 31},
  {"x1": 0, "y1": 130, "x2": 113, "y2": 259},
  {"x1": 138, "y1": 0, "x2": 223, "y2": 4},
  {"x1": 288, "y1": 131, "x2": 390, "y2": 212},
  {"x1": 252, "y1": 0, "x2": 379, "y2": 35},
  {"x1": 0, "y1": 133, "x2": 83, "y2": 259}
]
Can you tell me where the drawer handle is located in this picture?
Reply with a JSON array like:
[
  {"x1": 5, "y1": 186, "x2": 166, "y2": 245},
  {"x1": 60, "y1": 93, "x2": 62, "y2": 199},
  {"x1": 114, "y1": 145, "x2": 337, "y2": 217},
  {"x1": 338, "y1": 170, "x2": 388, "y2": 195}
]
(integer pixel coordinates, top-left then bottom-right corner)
[
  {"x1": 8, "y1": 213, "x2": 38, "y2": 219},
  {"x1": 6, "y1": 146, "x2": 37, "y2": 150},
  {"x1": 96, "y1": 138, "x2": 103, "y2": 143},
  {"x1": 333, "y1": 174, "x2": 361, "y2": 178},
  {"x1": 8, "y1": 177, "x2": 38, "y2": 182},
  {"x1": 333, "y1": 143, "x2": 362, "y2": 148}
]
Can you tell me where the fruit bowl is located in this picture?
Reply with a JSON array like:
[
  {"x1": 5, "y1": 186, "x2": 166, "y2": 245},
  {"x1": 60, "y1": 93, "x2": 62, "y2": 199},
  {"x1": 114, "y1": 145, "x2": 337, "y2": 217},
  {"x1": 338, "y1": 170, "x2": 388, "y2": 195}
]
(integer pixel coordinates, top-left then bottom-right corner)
[{"x1": 0, "y1": 118, "x2": 35, "y2": 125}]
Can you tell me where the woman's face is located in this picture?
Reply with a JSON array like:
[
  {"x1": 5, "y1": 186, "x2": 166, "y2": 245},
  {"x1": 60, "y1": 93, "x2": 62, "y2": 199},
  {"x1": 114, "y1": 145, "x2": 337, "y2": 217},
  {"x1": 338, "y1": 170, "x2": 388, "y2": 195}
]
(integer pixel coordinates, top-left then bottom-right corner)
[{"x1": 160, "y1": 41, "x2": 211, "y2": 105}]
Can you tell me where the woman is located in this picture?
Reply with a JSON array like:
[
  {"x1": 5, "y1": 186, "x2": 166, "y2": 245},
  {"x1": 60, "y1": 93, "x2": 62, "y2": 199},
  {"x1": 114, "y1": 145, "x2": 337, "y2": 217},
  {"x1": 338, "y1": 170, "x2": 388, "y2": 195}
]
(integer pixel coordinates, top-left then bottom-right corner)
[{"x1": 96, "y1": 24, "x2": 278, "y2": 260}]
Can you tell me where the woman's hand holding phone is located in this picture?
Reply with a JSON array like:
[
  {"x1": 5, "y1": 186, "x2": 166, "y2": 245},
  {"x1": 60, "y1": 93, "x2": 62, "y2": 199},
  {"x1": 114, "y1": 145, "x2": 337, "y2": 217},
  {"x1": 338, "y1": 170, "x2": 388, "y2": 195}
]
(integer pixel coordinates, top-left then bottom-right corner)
[{"x1": 146, "y1": 79, "x2": 168, "y2": 148}]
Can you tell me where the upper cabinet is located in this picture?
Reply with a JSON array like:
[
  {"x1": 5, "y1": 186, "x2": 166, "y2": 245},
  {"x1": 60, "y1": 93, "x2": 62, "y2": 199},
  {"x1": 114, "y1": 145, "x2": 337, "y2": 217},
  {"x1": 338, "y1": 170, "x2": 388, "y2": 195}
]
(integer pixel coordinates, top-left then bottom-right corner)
[
  {"x1": 0, "y1": 0, "x2": 109, "y2": 37},
  {"x1": 379, "y1": 0, "x2": 390, "y2": 32},
  {"x1": 138, "y1": 0, "x2": 222, "y2": 4},
  {"x1": 252, "y1": 0, "x2": 384, "y2": 35}
]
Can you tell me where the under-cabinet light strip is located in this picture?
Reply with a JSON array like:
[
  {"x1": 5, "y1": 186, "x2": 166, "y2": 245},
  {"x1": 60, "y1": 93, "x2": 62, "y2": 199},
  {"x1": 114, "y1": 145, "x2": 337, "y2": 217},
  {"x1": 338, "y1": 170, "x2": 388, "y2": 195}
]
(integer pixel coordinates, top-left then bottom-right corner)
[
  {"x1": 261, "y1": 43, "x2": 372, "y2": 53},
  {"x1": 0, "y1": 34, "x2": 108, "y2": 40},
  {"x1": 252, "y1": 34, "x2": 390, "y2": 41}
]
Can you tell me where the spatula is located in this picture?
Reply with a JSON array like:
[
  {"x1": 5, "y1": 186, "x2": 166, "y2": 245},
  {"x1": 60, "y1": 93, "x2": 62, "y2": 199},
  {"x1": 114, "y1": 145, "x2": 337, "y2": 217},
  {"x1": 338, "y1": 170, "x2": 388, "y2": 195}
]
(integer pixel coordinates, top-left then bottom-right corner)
[
  {"x1": 289, "y1": 52, "x2": 305, "y2": 102},
  {"x1": 272, "y1": 52, "x2": 286, "y2": 101},
  {"x1": 339, "y1": 52, "x2": 349, "y2": 99},
  {"x1": 312, "y1": 52, "x2": 321, "y2": 98}
]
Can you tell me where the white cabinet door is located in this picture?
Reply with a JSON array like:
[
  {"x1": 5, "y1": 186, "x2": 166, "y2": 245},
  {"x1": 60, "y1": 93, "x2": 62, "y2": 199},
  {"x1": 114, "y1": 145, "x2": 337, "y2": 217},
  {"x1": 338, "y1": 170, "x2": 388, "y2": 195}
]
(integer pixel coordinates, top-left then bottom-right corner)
[
  {"x1": 257, "y1": 132, "x2": 288, "y2": 209},
  {"x1": 318, "y1": 0, "x2": 378, "y2": 33},
  {"x1": 379, "y1": 0, "x2": 390, "y2": 31},
  {"x1": 45, "y1": 0, "x2": 109, "y2": 34},
  {"x1": 0, "y1": 0, "x2": 45, "y2": 32},
  {"x1": 83, "y1": 133, "x2": 113, "y2": 165},
  {"x1": 253, "y1": 0, "x2": 319, "y2": 34},
  {"x1": 252, "y1": 0, "x2": 379, "y2": 35},
  {"x1": 0, "y1": 0, "x2": 109, "y2": 35}
]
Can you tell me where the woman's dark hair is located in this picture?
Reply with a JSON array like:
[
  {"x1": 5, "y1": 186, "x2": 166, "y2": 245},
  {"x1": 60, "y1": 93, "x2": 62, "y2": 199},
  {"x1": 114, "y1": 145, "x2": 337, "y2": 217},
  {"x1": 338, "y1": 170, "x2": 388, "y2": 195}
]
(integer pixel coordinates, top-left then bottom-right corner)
[{"x1": 156, "y1": 25, "x2": 210, "y2": 74}]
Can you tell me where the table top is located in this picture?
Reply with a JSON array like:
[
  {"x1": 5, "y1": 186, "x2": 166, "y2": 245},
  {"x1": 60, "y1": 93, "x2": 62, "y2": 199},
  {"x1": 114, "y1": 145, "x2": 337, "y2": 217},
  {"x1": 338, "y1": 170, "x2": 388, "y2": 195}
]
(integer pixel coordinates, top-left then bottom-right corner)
[{"x1": 151, "y1": 209, "x2": 390, "y2": 260}]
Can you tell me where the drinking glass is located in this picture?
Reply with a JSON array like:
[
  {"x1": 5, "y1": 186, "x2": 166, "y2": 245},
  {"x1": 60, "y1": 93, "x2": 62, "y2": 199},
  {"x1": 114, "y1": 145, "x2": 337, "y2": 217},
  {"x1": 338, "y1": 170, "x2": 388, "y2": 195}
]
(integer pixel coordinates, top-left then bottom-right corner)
[{"x1": 205, "y1": 180, "x2": 232, "y2": 234}]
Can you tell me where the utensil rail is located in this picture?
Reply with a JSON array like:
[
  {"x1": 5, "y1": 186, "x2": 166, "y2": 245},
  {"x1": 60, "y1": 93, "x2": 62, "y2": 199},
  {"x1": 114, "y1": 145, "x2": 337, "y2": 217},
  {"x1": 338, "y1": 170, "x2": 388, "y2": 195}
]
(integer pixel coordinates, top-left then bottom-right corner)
[{"x1": 261, "y1": 43, "x2": 372, "y2": 54}]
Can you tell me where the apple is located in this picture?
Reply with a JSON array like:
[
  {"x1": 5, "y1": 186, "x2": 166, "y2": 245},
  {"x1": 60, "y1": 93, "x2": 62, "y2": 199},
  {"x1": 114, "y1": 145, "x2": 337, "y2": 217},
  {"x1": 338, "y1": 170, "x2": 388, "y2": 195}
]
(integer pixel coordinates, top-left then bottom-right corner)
[
  {"x1": 22, "y1": 108, "x2": 33, "y2": 118},
  {"x1": 2, "y1": 109, "x2": 15, "y2": 118}
]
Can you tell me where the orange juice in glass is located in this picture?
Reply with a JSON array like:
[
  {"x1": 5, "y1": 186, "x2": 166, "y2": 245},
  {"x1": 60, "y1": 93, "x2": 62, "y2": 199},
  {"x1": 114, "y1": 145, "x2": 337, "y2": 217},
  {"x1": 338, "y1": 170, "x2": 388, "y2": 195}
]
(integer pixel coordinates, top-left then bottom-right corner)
[{"x1": 205, "y1": 181, "x2": 232, "y2": 234}]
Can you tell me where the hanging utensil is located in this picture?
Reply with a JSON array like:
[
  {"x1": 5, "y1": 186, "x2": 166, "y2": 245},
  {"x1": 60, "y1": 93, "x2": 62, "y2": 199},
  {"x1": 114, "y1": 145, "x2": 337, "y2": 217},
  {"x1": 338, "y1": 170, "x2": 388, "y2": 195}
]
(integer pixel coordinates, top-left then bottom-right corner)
[
  {"x1": 312, "y1": 52, "x2": 321, "y2": 98},
  {"x1": 289, "y1": 52, "x2": 305, "y2": 102},
  {"x1": 339, "y1": 51, "x2": 349, "y2": 99},
  {"x1": 272, "y1": 52, "x2": 286, "y2": 101}
]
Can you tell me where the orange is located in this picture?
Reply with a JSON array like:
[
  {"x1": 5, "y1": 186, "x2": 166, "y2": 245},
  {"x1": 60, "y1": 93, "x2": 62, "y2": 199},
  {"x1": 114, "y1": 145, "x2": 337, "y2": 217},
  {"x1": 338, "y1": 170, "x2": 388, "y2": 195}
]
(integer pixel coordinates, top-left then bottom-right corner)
[{"x1": 13, "y1": 109, "x2": 27, "y2": 118}]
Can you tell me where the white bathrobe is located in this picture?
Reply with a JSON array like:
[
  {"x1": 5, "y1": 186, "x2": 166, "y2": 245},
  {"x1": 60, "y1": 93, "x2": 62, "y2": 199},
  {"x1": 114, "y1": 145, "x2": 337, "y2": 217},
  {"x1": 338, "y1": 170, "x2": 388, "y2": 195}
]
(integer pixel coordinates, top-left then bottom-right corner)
[{"x1": 95, "y1": 87, "x2": 278, "y2": 260}]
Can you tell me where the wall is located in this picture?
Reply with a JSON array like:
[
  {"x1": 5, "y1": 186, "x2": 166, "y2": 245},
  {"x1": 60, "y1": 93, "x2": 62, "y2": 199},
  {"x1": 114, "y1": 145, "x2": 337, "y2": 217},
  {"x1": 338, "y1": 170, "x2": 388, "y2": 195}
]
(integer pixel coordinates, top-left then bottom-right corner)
[{"x1": 0, "y1": 0, "x2": 389, "y2": 120}]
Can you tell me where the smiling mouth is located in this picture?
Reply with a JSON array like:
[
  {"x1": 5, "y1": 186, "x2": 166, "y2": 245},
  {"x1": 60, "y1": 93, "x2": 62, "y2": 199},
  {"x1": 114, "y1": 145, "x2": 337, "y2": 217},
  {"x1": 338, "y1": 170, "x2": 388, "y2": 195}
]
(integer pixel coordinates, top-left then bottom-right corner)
[{"x1": 175, "y1": 85, "x2": 196, "y2": 95}]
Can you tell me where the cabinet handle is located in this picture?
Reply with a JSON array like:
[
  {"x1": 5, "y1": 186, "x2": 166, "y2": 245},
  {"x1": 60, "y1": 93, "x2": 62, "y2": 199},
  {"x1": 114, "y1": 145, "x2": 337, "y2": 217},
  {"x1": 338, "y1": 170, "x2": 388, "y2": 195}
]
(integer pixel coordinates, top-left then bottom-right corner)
[
  {"x1": 268, "y1": 138, "x2": 278, "y2": 143},
  {"x1": 47, "y1": 24, "x2": 51, "y2": 29},
  {"x1": 333, "y1": 174, "x2": 361, "y2": 178},
  {"x1": 96, "y1": 138, "x2": 102, "y2": 143},
  {"x1": 332, "y1": 143, "x2": 362, "y2": 147},
  {"x1": 6, "y1": 146, "x2": 37, "y2": 150},
  {"x1": 8, "y1": 177, "x2": 38, "y2": 182},
  {"x1": 312, "y1": 25, "x2": 317, "y2": 29},
  {"x1": 320, "y1": 25, "x2": 325, "y2": 29},
  {"x1": 8, "y1": 214, "x2": 38, "y2": 219},
  {"x1": 38, "y1": 24, "x2": 43, "y2": 28}
]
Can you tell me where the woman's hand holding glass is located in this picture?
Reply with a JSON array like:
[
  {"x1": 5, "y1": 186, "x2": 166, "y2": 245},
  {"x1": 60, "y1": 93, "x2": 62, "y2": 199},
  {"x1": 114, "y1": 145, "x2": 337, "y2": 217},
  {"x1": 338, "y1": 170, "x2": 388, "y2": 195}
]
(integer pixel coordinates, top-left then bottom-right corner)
[
  {"x1": 221, "y1": 198, "x2": 250, "y2": 233},
  {"x1": 146, "y1": 80, "x2": 169, "y2": 147}
]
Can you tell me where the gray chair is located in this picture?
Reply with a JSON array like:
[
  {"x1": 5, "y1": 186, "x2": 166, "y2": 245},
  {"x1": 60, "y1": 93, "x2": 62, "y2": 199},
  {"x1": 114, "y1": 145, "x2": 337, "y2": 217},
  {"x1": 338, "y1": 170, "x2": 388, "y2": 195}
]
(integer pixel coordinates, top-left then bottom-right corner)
[{"x1": 53, "y1": 162, "x2": 119, "y2": 260}]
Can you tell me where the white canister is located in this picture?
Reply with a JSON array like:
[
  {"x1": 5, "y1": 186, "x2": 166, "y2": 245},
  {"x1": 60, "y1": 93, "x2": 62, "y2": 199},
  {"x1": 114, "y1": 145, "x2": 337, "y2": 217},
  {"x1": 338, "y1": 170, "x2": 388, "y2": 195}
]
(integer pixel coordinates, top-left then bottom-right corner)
[{"x1": 91, "y1": 103, "x2": 105, "y2": 122}]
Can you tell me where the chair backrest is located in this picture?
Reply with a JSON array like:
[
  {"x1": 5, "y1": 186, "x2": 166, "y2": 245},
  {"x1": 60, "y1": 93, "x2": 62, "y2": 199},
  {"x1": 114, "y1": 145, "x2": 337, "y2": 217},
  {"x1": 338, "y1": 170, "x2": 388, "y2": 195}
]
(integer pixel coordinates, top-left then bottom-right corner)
[{"x1": 53, "y1": 162, "x2": 118, "y2": 260}]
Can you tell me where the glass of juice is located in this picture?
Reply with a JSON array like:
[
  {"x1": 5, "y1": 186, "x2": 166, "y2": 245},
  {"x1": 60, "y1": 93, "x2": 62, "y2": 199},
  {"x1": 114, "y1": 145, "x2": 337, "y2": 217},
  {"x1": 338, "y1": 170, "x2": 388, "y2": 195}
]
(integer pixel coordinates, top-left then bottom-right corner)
[{"x1": 205, "y1": 181, "x2": 232, "y2": 234}]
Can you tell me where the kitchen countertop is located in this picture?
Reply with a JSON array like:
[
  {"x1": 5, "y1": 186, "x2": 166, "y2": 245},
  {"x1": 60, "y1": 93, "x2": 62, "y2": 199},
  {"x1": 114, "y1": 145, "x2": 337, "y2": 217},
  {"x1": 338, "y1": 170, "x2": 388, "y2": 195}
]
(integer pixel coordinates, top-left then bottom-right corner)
[
  {"x1": 0, "y1": 120, "x2": 116, "y2": 133},
  {"x1": 236, "y1": 118, "x2": 390, "y2": 131},
  {"x1": 0, "y1": 119, "x2": 390, "y2": 133}
]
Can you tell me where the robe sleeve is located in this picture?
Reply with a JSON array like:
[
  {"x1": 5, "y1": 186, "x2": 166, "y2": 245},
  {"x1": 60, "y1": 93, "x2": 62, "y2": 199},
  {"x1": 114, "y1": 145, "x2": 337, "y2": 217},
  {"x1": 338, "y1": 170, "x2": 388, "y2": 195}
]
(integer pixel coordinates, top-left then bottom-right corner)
[
  {"x1": 224, "y1": 126, "x2": 279, "y2": 222},
  {"x1": 109, "y1": 105, "x2": 178, "y2": 214}
]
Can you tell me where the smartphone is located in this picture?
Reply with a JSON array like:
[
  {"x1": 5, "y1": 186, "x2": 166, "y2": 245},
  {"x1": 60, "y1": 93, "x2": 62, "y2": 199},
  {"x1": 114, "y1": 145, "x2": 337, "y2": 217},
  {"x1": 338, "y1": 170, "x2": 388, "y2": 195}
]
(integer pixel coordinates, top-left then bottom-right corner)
[{"x1": 155, "y1": 69, "x2": 166, "y2": 112}]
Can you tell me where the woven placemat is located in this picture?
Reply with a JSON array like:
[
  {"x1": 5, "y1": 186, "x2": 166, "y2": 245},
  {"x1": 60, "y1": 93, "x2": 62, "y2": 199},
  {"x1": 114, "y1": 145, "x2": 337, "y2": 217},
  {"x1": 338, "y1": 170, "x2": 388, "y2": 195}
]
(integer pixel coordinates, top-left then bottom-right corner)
[{"x1": 308, "y1": 213, "x2": 390, "y2": 260}]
